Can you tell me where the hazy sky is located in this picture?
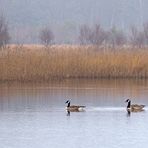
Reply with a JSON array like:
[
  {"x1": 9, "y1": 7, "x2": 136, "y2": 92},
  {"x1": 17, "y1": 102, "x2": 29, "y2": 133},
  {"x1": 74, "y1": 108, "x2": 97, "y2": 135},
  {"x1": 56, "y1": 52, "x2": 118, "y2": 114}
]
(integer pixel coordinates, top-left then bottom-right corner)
[{"x1": 0, "y1": 0, "x2": 148, "y2": 43}]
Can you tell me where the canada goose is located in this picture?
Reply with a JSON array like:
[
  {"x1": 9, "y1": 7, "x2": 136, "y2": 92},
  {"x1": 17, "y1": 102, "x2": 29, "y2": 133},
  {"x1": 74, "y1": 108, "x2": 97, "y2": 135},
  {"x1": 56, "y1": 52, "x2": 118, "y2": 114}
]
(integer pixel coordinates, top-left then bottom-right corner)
[
  {"x1": 65, "y1": 100, "x2": 86, "y2": 112},
  {"x1": 125, "y1": 99, "x2": 145, "y2": 112}
]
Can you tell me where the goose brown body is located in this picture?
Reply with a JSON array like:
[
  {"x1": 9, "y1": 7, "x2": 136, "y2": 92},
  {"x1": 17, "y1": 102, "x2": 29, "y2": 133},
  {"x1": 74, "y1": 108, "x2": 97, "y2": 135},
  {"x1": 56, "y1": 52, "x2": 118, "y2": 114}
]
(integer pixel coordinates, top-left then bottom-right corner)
[
  {"x1": 65, "y1": 100, "x2": 86, "y2": 112},
  {"x1": 125, "y1": 99, "x2": 145, "y2": 112}
]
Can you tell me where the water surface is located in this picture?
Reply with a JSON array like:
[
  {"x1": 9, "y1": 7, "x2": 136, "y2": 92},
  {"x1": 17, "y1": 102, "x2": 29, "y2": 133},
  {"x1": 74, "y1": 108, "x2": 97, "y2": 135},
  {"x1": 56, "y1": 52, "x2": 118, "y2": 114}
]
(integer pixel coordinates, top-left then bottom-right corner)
[{"x1": 0, "y1": 79, "x2": 148, "y2": 148}]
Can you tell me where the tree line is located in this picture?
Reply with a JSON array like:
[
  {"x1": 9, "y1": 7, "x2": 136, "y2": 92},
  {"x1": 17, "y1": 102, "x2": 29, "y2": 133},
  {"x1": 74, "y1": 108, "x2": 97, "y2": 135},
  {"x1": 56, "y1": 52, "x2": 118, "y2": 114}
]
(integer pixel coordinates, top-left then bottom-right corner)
[
  {"x1": 78, "y1": 24, "x2": 148, "y2": 49},
  {"x1": 1, "y1": 15, "x2": 148, "y2": 49}
]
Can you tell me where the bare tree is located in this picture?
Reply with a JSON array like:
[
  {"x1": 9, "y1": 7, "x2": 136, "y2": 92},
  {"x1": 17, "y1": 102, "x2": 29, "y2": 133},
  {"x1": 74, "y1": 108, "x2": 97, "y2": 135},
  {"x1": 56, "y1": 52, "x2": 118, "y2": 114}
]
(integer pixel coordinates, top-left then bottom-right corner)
[
  {"x1": 0, "y1": 16, "x2": 10, "y2": 48},
  {"x1": 130, "y1": 26, "x2": 139, "y2": 48},
  {"x1": 143, "y1": 23, "x2": 148, "y2": 45},
  {"x1": 107, "y1": 26, "x2": 126, "y2": 48},
  {"x1": 79, "y1": 24, "x2": 92, "y2": 45},
  {"x1": 90, "y1": 24, "x2": 106, "y2": 47},
  {"x1": 39, "y1": 27, "x2": 54, "y2": 47},
  {"x1": 130, "y1": 25, "x2": 145, "y2": 48},
  {"x1": 79, "y1": 24, "x2": 106, "y2": 47}
]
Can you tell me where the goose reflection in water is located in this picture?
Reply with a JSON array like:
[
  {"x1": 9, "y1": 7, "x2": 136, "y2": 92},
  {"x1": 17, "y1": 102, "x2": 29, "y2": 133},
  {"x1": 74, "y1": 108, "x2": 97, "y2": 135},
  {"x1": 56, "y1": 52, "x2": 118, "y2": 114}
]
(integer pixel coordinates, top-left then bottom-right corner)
[
  {"x1": 67, "y1": 110, "x2": 70, "y2": 116},
  {"x1": 126, "y1": 110, "x2": 131, "y2": 117}
]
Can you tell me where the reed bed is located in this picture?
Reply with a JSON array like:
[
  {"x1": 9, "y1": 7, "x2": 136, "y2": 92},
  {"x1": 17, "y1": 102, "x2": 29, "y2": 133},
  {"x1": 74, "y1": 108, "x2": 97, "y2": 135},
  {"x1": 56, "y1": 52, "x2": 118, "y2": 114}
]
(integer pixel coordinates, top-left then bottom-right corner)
[{"x1": 0, "y1": 45, "x2": 148, "y2": 81}]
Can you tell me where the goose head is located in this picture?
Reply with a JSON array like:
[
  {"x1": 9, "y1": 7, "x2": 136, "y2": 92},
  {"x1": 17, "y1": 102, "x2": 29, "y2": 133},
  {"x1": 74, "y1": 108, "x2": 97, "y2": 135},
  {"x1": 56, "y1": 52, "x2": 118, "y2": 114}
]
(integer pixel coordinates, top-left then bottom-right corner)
[
  {"x1": 65, "y1": 100, "x2": 70, "y2": 104},
  {"x1": 125, "y1": 99, "x2": 131, "y2": 103}
]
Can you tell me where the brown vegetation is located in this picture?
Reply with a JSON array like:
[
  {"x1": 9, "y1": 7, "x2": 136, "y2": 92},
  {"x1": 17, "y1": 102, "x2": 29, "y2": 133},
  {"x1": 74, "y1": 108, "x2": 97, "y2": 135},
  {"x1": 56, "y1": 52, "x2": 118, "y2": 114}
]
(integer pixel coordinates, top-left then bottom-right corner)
[{"x1": 0, "y1": 45, "x2": 148, "y2": 82}]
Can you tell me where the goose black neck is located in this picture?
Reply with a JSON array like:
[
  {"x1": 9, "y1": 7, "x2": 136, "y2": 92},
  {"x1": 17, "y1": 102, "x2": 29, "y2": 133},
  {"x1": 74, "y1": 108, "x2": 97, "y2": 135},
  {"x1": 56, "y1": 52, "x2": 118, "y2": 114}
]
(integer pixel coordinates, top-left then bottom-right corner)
[
  {"x1": 67, "y1": 102, "x2": 70, "y2": 107},
  {"x1": 127, "y1": 101, "x2": 131, "y2": 108}
]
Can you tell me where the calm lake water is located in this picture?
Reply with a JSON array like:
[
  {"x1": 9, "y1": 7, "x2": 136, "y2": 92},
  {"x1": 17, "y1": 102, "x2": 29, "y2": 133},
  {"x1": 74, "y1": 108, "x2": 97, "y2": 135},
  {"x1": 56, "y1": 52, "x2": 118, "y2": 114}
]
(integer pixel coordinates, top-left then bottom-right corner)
[{"x1": 0, "y1": 79, "x2": 148, "y2": 148}]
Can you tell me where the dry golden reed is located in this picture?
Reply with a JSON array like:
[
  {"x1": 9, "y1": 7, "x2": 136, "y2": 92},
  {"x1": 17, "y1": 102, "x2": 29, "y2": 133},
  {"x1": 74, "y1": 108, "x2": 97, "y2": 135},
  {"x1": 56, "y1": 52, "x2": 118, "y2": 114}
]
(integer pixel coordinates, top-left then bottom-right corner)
[{"x1": 0, "y1": 45, "x2": 148, "y2": 81}]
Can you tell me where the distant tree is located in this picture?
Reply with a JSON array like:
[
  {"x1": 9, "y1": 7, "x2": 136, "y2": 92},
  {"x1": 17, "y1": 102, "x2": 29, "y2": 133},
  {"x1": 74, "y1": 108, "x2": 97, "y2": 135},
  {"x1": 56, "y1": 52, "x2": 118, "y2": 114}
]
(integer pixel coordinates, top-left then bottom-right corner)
[
  {"x1": 143, "y1": 23, "x2": 148, "y2": 45},
  {"x1": 130, "y1": 25, "x2": 145, "y2": 48},
  {"x1": 39, "y1": 27, "x2": 54, "y2": 47},
  {"x1": 90, "y1": 24, "x2": 106, "y2": 47},
  {"x1": 107, "y1": 26, "x2": 126, "y2": 48},
  {"x1": 79, "y1": 24, "x2": 106, "y2": 47},
  {"x1": 0, "y1": 16, "x2": 10, "y2": 48},
  {"x1": 79, "y1": 24, "x2": 92, "y2": 45}
]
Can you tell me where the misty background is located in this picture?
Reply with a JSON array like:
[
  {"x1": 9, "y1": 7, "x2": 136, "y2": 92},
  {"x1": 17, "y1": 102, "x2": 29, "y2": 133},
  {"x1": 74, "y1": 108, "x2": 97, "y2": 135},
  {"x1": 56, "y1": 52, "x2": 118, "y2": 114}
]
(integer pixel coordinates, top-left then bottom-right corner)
[{"x1": 0, "y1": 0, "x2": 148, "y2": 44}]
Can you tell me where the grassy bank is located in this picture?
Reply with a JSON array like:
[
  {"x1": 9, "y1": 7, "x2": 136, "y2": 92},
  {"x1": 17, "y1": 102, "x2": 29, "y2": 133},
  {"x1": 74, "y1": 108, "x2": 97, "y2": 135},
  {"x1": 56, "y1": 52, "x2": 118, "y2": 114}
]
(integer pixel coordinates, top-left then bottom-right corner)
[{"x1": 0, "y1": 45, "x2": 148, "y2": 81}]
